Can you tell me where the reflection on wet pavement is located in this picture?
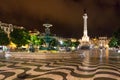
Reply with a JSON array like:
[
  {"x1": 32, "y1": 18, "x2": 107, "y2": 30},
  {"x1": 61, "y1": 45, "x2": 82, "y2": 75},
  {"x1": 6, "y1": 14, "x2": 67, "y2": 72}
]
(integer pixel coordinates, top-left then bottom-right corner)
[{"x1": 0, "y1": 49, "x2": 119, "y2": 80}]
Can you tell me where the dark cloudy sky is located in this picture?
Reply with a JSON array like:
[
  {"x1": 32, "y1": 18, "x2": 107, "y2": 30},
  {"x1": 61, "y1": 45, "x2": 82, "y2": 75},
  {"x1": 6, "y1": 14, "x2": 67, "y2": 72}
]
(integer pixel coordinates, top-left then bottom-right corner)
[{"x1": 0, "y1": 0, "x2": 120, "y2": 38}]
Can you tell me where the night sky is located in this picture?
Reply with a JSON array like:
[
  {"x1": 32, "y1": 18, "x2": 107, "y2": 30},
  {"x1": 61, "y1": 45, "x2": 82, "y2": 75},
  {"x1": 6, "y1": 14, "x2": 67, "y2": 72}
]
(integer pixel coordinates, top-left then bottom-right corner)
[{"x1": 0, "y1": 0, "x2": 120, "y2": 38}]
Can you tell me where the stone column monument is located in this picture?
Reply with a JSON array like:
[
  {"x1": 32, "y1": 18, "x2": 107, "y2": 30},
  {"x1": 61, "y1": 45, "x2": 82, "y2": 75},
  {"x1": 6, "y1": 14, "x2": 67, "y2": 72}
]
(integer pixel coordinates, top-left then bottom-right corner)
[{"x1": 81, "y1": 10, "x2": 89, "y2": 42}]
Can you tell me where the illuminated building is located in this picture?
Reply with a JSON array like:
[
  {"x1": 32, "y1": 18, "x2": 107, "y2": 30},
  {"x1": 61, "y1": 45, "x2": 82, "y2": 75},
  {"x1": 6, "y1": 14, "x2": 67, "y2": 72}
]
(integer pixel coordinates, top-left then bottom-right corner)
[
  {"x1": 98, "y1": 37, "x2": 109, "y2": 48},
  {"x1": 0, "y1": 21, "x2": 24, "y2": 38}
]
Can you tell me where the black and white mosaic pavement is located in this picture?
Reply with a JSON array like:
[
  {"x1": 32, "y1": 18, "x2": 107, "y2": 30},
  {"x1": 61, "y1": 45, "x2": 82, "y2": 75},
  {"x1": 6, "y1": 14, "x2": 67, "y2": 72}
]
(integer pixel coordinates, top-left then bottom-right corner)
[{"x1": 0, "y1": 49, "x2": 120, "y2": 80}]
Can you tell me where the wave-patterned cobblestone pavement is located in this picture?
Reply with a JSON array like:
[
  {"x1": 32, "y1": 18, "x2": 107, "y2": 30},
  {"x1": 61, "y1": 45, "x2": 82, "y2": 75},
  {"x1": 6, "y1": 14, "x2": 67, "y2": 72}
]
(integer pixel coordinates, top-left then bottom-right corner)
[{"x1": 0, "y1": 50, "x2": 120, "y2": 80}]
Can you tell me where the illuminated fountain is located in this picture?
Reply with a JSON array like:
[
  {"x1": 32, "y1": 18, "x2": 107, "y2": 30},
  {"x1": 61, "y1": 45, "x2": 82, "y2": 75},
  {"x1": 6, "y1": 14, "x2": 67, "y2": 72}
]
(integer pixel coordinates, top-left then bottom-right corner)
[{"x1": 39, "y1": 23, "x2": 58, "y2": 50}]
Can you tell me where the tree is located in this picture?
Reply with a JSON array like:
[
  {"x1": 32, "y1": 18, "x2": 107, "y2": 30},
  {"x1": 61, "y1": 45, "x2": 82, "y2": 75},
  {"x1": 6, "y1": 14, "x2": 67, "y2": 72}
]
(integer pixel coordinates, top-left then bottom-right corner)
[
  {"x1": 10, "y1": 28, "x2": 30, "y2": 47},
  {"x1": 30, "y1": 35, "x2": 46, "y2": 46},
  {"x1": 109, "y1": 28, "x2": 120, "y2": 48},
  {"x1": 30, "y1": 35, "x2": 39, "y2": 45},
  {"x1": 0, "y1": 28, "x2": 10, "y2": 45},
  {"x1": 71, "y1": 41, "x2": 80, "y2": 48},
  {"x1": 113, "y1": 28, "x2": 120, "y2": 45},
  {"x1": 109, "y1": 37, "x2": 118, "y2": 47}
]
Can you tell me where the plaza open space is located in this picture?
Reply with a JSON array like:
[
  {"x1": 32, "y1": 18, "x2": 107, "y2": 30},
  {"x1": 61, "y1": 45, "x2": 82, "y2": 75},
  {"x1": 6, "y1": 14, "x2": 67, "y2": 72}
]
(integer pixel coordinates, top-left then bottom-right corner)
[{"x1": 0, "y1": 49, "x2": 119, "y2": 80}]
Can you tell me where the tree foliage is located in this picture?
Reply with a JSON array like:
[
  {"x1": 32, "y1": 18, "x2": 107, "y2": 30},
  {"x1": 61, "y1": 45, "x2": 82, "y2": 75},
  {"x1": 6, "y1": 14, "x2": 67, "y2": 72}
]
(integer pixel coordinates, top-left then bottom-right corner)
[
  {"x1": 30, "y1": 35, "x2": 46, "y2": 45},
  {"x1": 10, "y1": 28, "x2": 30, "y2": 47},
  {"x1": 109, "y1": 28, "x2": 120, "y2": 47},
  {"x1": 30, "y1": 35, "x2": 39, "y2": 45},
  {"x1": 109, "y1": 37, "x2": 118, "y2": 47},
  {"x1": 113, "y1": 28, "x2": 120, "y2": 45},
  {"x1": 0, "y1": 28, "x2": 10, "y2": 45},
  {"x1": 63, "y1": 40, "x2": 72, "y2": 47},
  {"x1": 71, "y1": 41, "x2": 80, "y2": 48}
]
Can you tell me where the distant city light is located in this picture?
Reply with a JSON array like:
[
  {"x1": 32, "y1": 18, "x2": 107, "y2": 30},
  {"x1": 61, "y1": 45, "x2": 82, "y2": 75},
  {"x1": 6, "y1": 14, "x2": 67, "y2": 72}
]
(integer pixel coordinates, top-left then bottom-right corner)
[{"x1": 59, "y1": 40, "x2": 63, "y2": 45}]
